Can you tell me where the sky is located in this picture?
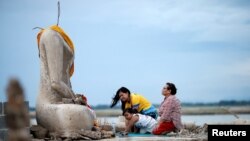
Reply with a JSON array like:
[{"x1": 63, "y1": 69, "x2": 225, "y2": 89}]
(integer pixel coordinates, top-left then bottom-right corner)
[{"x1": 0, "y1": 0, "x2": 250, "y2": 108}]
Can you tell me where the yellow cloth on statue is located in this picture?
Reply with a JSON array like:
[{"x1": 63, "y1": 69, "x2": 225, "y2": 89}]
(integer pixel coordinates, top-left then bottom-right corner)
[{"x1": 37, "y1": 25, "x2": 75, "y2": 77}]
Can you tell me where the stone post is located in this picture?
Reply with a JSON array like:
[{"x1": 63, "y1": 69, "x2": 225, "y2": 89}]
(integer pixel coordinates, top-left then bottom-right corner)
[{"x1": 3, "y1": 79, "x2": 30, "y2": 141}]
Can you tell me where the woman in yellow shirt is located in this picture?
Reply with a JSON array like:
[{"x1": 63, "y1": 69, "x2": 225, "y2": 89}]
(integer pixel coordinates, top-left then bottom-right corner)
[{"x1": 110, "y1": 87, "x2": 158, "y2": 119}]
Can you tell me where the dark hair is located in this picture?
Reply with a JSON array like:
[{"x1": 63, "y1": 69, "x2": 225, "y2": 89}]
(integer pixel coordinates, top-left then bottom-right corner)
[
  {"x1": 166, "y1": 82, "x2": 177, "y2": 95},
  {"x1": 110, "y1": 87, "x2": 131, "y2": 111},
  {"x1": 123, "y1": 108, "x2": 138, "y2": 115}
]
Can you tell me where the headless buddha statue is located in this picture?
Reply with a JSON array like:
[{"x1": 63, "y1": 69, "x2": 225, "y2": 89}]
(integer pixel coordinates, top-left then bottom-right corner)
[{"x1": 35, "y1": 25, "x2": 95, "y2": 136}]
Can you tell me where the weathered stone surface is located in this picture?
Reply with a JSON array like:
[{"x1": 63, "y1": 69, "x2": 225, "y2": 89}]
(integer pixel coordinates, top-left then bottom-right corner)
[
  {"x1": 101, "y1": 125, "x2": 113, "y2": 131},
  {"x1": 101, "y1": 130, "x2": 115, "y2": 138},
  {"x1": 36, "y1": 28, "x2": 95, "y2": 136},
  {"x1": 4, "y1": 79, "x2": 31, "y2": 141},
  {"x1": 77, "y1": 129, "x2": 102, "y2": 140},
  {"x1": 30, "y1": 125, "x2": 49, "y2": 139}
]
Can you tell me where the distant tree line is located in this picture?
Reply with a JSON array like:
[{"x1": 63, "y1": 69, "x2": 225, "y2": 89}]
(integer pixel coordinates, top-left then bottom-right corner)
[
  {"x1": 91, "y1": 100, "x2": 250, "y2": 109},
  {"x1": 181, "y1": 100, "x2": 250, "y2": 107}
]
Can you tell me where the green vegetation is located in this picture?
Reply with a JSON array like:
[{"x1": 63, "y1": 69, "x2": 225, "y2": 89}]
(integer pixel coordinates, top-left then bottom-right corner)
[{"x1": 181, "y1": 100, "x2": 250, "y2": 107}]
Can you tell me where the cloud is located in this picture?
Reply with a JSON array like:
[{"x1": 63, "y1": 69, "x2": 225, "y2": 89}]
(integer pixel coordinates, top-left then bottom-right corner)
[
  {"x1": 72, "y1": 0, "x2": 250, "y2": 43},
  {"x1": 225, "y1": 58, "x2": 250, "y2": 77},
  {"x1": 1, "y1": 0, "x2": 250, "y2": 106}
]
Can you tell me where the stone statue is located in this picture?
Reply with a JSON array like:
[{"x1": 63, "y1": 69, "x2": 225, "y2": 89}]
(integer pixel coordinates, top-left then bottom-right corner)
[{"x1": 35, "y1": 25, "x2": 95, "y2": 137}]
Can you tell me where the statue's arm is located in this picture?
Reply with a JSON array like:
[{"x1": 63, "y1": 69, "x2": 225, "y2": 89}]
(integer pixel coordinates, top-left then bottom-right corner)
[
  {"x1": 51, "y1": 81, "x2": 76, "y2": 99},
  {"x1": 41, "y1": 30, "x2": 75, "y2": 99}
]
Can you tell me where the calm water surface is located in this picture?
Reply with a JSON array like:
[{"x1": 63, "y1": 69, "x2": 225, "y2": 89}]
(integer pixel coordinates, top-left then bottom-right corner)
[{"x1": 95, "y1": 114, "x2": 250, "y2": 126}]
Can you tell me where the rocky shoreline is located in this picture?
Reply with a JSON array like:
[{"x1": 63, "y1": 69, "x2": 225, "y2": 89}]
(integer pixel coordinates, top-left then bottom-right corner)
[
  {"x1": 29, "y1": 123, "x2": 208, "y2": 141},
  {"x1": 29, "y1": 115, "x2": 250, "y2": 141}
]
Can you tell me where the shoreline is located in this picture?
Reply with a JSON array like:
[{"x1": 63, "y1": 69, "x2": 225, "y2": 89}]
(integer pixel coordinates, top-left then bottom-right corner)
[{"x1": 29, "y1": 105, "x2": 250, "y2": 118}]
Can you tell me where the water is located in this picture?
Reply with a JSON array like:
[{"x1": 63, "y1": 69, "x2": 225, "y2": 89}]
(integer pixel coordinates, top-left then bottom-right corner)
[
  {"x1": 95, "y1": 114, "x2": 250, "y2": 126},
  {"x1": 31, "y1": 114, "x2": 250, "y2": 126},
  {"x1": 181, "y1": 114, "x2": 250, "y2": 125}
]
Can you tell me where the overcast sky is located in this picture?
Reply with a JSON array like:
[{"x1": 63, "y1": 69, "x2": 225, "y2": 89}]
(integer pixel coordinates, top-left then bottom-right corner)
[{"x1": 1, "y1": 0, "x2": 250, "y2": 107}]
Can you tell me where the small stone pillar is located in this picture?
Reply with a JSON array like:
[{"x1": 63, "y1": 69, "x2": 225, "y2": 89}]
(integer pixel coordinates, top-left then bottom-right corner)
[{"x1": 4, "y1": 79, "x2": 30, "y2": 141}]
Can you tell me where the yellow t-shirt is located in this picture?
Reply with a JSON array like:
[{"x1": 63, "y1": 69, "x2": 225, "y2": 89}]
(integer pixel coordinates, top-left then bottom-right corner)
[{"x1": 125, "y1": 93, "x2": 152, "y2": 113}]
